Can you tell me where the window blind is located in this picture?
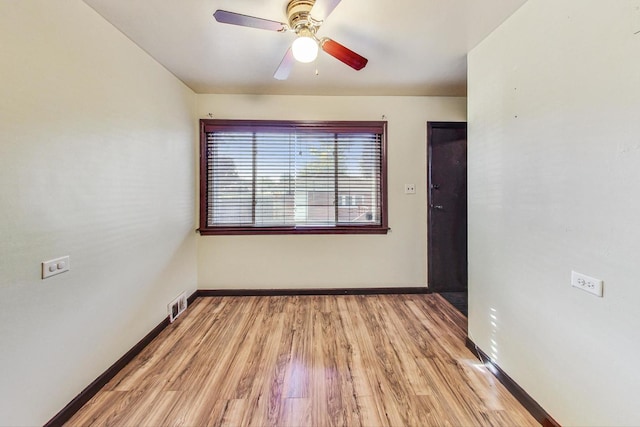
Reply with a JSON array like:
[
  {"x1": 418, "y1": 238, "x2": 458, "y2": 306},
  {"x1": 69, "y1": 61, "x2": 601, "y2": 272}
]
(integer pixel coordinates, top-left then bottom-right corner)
[{"x1": 200, "y1": 120, "x2": 387, "y2": 234}]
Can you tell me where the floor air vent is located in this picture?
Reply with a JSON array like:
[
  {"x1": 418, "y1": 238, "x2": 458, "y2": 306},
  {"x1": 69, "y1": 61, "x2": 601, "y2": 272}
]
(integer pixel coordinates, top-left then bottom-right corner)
[{"x1": 168, "y1": 292, "x2": 187, "y2": 323}]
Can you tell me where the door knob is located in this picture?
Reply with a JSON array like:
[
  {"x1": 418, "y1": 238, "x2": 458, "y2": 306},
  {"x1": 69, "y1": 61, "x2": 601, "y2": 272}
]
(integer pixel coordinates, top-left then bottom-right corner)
[
  {"x1": 431, "y1": 204, "x2": 444, "y2": 210},
  {"x1": 431, "y1": 184, "x2": 440, "y2": 190}
]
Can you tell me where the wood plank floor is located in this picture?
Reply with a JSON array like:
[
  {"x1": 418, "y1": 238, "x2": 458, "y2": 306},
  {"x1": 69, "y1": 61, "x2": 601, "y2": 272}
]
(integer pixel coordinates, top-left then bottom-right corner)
[{"x1": 66, "y1": 294, "x2": 538, "y2": 426}]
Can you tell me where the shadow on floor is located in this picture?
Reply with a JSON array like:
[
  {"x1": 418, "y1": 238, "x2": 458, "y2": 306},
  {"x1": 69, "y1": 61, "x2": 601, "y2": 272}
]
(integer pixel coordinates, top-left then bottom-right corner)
[{"x1": 437, "y1": 291, "x2": 467, "y2": 317}]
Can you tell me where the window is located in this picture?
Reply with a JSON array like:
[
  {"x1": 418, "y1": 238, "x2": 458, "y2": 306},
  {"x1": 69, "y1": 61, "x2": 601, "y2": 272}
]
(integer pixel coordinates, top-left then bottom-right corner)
[{"x1": 199, "y1": 120, "x2": 388, "y2": 235}]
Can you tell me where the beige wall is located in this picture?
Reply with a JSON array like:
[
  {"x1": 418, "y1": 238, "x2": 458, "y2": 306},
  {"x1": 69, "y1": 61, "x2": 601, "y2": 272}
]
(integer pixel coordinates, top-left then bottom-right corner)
[
  {"x1": 196, "y1": 95, "x2": 466, "y2": 289},
  {"x1": 0, "y1": 1, "x2": 197, "y2": 424},
  {"x1": 468, "y1": 0, "x2": 640, "y2": 425}
]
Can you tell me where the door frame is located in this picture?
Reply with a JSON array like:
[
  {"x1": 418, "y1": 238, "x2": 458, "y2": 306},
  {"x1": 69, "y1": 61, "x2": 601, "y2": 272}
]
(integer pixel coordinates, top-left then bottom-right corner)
[{"x1": 427, "y1": 121, "x2": 467, "y2": 291}]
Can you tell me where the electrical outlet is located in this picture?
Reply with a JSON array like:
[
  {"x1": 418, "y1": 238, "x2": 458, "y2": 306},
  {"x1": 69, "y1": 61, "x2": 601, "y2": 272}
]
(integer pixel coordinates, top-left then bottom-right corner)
[
  {"x1": 404, "y1": 184, "x2": 416, "y2": 194},
  {"x1": 571, "y1": 271, "x2": 603, "y2": 297},
  {"x1": 42, "y1": 256, "x2": 70, "y2": 279}
]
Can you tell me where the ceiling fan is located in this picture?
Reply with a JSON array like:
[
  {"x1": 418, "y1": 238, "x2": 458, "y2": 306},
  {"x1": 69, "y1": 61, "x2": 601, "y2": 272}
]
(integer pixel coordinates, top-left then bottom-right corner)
[{"x1": 213, "y1": 0, "x2": 368, "y2": 80}]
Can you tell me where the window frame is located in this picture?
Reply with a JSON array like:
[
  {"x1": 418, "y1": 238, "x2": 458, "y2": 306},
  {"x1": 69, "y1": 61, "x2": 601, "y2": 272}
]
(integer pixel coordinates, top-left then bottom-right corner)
[{"x1": 199, "y1": 119, "x2": 388, "y2": 235}]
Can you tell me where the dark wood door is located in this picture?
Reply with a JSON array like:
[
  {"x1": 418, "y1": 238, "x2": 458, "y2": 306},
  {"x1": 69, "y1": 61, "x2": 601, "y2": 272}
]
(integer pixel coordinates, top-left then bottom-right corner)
[{"x1": 427, "y1": 122, "x2": 467, "y2": 292}]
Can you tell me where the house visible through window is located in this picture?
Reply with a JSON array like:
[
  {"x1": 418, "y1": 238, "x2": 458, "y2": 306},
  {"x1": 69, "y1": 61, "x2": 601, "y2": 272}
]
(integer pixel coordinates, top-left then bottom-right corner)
[{"x1": 199, "y1": 120, "x2": 388, "y2": 235}]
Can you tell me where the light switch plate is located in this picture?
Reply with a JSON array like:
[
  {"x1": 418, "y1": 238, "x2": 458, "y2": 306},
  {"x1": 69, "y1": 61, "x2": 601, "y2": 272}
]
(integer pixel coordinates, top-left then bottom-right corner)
[{"x1": 42, "y1": 256, "x2": 70, "y2": 279}]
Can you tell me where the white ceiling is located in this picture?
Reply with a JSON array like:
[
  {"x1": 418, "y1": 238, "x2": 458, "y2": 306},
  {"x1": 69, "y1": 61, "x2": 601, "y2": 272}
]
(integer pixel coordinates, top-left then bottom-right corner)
[{"x1": 84, "y1": 0, "x2": 527, "y2": 96}]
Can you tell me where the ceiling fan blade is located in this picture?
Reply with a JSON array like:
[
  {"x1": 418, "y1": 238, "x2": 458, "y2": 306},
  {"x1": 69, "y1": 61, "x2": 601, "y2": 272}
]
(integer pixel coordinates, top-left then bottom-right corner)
[
  {"x1": 274, "y1": 48, "x2": 295, "y2": 80},
  {"x1": 213, "y1": 10, "x2": 287, "y2": 32},
  {"x1": 310, "y1": 0, "x2": 342, "y2": 21},
  {"x1": 321, "y1": 38, "x2": 368, "y2": 70}
]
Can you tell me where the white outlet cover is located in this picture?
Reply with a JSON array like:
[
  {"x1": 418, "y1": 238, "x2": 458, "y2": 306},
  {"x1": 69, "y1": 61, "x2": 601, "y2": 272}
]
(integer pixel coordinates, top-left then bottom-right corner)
[
  {"x1": 42, "y1": 256, "x2": 70, "y2": 279},
  {"x1": 404, "y1": 184, "x2": 416, "y2": 194},
  {"x1": 571, "y1": 271, "x2": 603, "y2": 297}
]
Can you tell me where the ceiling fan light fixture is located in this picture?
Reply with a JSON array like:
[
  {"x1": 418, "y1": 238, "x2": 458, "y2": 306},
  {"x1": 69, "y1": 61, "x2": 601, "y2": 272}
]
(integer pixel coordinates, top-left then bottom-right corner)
[
  {"x1": 291, "y1": 35, "x2": 318, "y2": 63},
  {"x1": 214, "y1": 0, "x2": 370, "y2": 79}
]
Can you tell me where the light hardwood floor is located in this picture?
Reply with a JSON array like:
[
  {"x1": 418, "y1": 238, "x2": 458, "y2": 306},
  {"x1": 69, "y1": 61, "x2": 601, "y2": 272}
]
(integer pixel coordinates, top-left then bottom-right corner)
[{"x1": 67, "y1": 294, "x2": 538, "y2": 426}]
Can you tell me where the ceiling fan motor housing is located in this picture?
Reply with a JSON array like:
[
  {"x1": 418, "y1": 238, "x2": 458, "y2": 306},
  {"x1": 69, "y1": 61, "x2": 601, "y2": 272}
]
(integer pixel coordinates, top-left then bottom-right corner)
[{"x1": 287, "y1": 0, "x2": 317, "y2": 34}]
